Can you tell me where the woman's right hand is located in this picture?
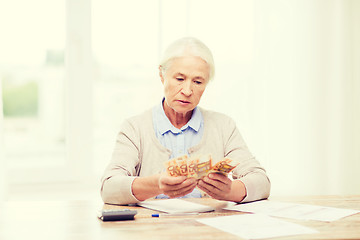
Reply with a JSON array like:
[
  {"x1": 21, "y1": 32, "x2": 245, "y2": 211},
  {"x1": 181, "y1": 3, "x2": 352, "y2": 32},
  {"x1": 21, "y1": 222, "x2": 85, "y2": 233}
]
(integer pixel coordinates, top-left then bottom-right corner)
[{"x1": 158, "y1": 172, "x2": 197, "y2": 198}]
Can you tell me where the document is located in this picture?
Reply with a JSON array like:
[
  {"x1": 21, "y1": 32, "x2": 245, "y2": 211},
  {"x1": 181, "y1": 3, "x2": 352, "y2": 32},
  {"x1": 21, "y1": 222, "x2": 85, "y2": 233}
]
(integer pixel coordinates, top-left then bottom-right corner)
[
  {"x1": 138, "y1": 199, "x2": 215, "y2": 214},
  {"x1": 197, "y1": 214, "x2": 318, "y2": 239},
  {"x1": 224, "y1": 200, "x2": 360, "y2": 222}
]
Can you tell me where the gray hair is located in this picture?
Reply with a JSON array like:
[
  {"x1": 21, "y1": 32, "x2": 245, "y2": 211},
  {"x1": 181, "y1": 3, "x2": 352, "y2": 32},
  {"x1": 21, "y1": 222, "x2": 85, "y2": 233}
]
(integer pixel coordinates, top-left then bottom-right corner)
[{"x1": 159, "y1": 37, "x2": 215, "y2": 81}]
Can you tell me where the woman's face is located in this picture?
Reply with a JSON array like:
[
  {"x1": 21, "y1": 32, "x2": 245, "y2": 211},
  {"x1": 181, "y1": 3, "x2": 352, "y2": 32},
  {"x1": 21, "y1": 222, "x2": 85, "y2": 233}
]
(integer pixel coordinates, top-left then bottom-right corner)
[{"x1": 160, "y1": 56, "x2": 210, "y2": 115}]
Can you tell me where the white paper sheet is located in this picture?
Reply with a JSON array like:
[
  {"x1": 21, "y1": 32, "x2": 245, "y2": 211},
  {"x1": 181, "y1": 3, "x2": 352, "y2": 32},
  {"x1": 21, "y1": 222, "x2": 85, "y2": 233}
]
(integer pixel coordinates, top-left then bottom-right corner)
[
  {"x1": 138, "y1": 199, "x2": 215, "y2": 213},
  {"x1": 197, "y1": 214, "x2": 318, "y2": 239},
  {"x1": 224, "y1": 200, "x2": 360, "y2": 222}
]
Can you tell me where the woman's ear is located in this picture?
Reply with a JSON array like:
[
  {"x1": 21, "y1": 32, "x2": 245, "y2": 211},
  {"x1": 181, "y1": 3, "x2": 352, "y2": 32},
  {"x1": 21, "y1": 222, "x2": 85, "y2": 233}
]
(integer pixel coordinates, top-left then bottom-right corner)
[{"x1": 159, "y1": 65, "x2": 164, "y2": 84}]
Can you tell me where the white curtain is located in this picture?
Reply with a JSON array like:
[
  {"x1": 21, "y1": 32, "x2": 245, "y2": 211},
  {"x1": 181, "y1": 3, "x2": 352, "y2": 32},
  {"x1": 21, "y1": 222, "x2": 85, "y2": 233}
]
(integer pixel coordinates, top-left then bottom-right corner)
[{"x1": 243, "y1": 0, "x2": 360, "y2": 195}]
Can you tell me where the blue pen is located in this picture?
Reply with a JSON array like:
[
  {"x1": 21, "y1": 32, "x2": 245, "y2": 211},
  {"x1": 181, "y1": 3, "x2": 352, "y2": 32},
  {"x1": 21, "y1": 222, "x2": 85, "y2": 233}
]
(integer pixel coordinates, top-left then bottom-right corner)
[{"x1": 152, "y1": 212, "x2": 199, "y2": 217}]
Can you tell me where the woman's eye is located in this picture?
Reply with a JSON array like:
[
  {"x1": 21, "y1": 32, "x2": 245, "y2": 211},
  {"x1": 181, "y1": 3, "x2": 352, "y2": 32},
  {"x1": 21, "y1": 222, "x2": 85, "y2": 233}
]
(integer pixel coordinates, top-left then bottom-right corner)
[
  {"x1": 194, "y1": 80, "x2": 202, "y2": 85},
  {"x1": 176, "y1": 78, "x2": 184, "y2": 81}
]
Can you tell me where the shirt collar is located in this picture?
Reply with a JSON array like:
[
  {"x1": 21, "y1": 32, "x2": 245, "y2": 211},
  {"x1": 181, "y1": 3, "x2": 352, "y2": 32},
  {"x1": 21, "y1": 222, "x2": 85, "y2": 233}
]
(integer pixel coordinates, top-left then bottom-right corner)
[{"x1": 154, "y1": 99, "x2": 202, "y2": 135}]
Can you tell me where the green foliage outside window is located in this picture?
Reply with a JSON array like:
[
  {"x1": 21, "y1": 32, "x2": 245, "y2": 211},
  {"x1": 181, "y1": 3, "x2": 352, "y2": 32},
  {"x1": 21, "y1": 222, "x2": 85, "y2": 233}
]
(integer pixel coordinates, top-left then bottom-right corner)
[{"x1": 2, "y1": 78, "x2": 38, "y2": 117}]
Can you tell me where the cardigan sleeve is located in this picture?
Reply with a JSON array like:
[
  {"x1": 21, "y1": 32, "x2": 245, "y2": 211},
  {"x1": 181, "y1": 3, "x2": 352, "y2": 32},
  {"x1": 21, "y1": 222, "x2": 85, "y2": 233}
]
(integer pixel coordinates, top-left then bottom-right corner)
[
  {"x1": 222, "y1": 117, "x2": 271, "y2": 203},
  {"x1": 100, "y1": 119, "x2": 142, "y2": 205}
]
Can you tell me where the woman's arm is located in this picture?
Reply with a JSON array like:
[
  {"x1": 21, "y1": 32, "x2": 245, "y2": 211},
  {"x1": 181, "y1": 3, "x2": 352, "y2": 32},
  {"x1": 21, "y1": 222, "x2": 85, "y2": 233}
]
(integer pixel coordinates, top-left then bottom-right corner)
[
  {"x1": 197, "y1": 114, "x2": 270, "y2": 203},
  {"x1": 100, "y1": 119, "x2": 142, "y2": 205},
  {"x1": 101, "y1": 118, "x2": 198, "y2": 205}
]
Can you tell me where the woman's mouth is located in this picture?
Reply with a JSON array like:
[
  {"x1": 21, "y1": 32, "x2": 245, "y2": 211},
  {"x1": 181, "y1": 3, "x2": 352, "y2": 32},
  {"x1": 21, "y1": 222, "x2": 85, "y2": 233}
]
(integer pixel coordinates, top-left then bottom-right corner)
[{"x1": 177, "y1": 100, "x2": 191, "y2": 105}]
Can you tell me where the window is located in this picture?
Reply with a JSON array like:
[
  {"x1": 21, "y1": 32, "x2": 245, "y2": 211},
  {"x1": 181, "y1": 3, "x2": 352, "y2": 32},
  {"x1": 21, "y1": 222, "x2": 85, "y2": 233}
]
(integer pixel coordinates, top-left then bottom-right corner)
[{"x1": 0, "y1": 0, "x2": 67, "y2": 183}]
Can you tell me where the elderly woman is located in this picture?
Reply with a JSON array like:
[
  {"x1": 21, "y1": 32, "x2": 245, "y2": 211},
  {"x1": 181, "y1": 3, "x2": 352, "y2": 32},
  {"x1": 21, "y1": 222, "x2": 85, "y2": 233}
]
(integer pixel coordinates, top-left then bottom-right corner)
[{"x1": 101, "y1": 37, "x2": 270, "y2": 205}]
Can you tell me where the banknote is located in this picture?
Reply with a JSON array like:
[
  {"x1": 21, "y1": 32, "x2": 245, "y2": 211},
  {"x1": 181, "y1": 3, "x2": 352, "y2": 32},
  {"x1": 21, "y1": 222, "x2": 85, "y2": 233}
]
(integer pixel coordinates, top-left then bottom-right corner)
[
  {"x1": 176, "y1": 155, "x2": 189, "y2": 176},
  {"x1": 208, "y1": 157, "x2": 240, "y2": 176},
  {"x1": 192, "y1": 154, "x2": 212, "y2": 179},
  {"x1": 164, "y1": 155, "x2": 188, "y2": 177},
  {"x1": 164, "y1": 154, "x2": 239, "y2": 179},
  {"x1": 187, "y1": 156, "x2": 199, "y2": 178}
]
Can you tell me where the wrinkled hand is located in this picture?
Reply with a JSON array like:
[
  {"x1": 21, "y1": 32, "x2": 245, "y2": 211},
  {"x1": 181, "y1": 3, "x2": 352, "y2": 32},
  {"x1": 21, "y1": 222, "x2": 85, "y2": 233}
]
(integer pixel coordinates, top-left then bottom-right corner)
[
  {"x1": 197, "y1": 173, "x2": 246, "y2": 202},
  {"x1": 197, "y1": 173, "x2": 232, "y2": 201},
  {"x1": 158, "y1": 172, "x2": 197, "y2": 198}
]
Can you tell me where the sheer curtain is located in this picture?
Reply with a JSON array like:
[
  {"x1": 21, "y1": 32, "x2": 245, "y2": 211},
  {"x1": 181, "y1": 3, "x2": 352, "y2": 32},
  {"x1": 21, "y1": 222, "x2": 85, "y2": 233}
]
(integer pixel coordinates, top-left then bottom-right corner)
[{"x1": 247, "y1": 0, "x2": 360, "y2": 195}]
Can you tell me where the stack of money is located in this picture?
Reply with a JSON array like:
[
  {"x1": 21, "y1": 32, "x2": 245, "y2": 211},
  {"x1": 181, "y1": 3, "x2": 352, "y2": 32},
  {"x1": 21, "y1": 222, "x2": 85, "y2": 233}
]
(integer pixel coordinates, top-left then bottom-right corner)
[{"x1": 164, "y1": 154, "x2": 239, "y2": 180}]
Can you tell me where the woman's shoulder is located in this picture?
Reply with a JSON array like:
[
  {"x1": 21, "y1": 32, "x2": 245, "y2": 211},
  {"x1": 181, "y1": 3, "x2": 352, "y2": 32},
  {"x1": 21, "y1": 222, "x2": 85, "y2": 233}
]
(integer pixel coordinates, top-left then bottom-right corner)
[
  {"x1": 198, "y1": 107, "x2": 238, "y2": 142},
  {"x1": 199, "y1": 107, "x2": 234, "y2": 123}
]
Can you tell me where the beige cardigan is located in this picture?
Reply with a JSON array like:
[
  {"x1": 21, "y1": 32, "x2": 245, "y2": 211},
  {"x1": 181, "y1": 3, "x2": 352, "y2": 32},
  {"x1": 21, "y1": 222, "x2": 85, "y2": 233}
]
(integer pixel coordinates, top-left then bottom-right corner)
[{"x1": 101, "y1": 107, "x2": 270, "y2": 205}]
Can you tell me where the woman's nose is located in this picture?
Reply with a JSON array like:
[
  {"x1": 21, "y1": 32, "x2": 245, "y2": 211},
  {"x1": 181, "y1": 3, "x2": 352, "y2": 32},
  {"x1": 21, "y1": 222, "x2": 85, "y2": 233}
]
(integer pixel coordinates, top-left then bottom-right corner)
[{"x1": 181, "y1": 81, "x2": 192, "y2": 96}]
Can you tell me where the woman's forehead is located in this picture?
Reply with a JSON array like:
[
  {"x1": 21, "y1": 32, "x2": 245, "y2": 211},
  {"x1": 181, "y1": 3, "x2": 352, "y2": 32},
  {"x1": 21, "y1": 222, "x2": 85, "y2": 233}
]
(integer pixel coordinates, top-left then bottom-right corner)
[{"x1": 166, "y1": 56, "x2": 210, "y2": 74}]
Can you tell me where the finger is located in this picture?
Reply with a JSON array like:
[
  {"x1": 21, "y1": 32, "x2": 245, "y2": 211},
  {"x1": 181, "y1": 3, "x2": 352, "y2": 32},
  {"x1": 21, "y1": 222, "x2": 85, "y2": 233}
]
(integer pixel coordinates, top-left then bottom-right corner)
[
  {"x1": 207, "y1": 173, "x2": 232, "y2": 185},
  {"x1": 198, "y1": 177, "x2": 231, "y2": 198},
  {"x1": 202, "y1": 175, "x2": 231, "y2": 192},
  {"x1": 161, "y1": 178, "x2": 196, "y2": 192},
  {"x1": 197, "y1": 179, "x2": 220, "y2": 194},
  {"x1": 165, "y1": 180, "x2": 197, "y2": 198},
  {"x1": 167, "y1": 182, "x2": 197, "y2": 198},
  {"x1": 197, "y1": 180, "x2": 221, "y2": 199},
  {"x1": 160, "y1": 175, "x2": 187, "y2": 186}
]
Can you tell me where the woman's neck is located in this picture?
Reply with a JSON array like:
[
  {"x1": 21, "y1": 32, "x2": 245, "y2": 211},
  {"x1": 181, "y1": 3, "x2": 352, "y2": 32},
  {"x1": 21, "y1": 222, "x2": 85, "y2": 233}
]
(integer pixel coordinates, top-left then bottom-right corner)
[{"x1": 163, "y1": 101, "x2": 193, "y2": 129}]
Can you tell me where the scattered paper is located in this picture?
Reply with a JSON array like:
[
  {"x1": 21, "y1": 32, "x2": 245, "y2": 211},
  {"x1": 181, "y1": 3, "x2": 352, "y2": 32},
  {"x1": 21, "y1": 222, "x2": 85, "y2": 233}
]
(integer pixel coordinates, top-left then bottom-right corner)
[
  {"x1": 224, "y1": 200, "x2": 360, "y2": 222},
  {"x1": 197, "y1": 214, "x2": 318, "y2": 239},
  {"x1": 138, "y1": 199, "x2": 214, "y2": 214}
]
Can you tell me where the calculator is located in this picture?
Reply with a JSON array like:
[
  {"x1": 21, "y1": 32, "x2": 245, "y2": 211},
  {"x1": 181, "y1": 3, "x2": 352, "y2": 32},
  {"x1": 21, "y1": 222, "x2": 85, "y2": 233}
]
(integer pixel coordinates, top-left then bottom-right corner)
[{"x1": 98, "y1": 209, "x2": 138, "y2": 221}]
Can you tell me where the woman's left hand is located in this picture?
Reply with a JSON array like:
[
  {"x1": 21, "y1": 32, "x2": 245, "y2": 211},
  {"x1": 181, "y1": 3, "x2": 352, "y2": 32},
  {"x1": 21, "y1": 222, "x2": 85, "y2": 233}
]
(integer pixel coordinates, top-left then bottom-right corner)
[{"x1": 197, "y1": 173, "x2": 246, "y2": 202}]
